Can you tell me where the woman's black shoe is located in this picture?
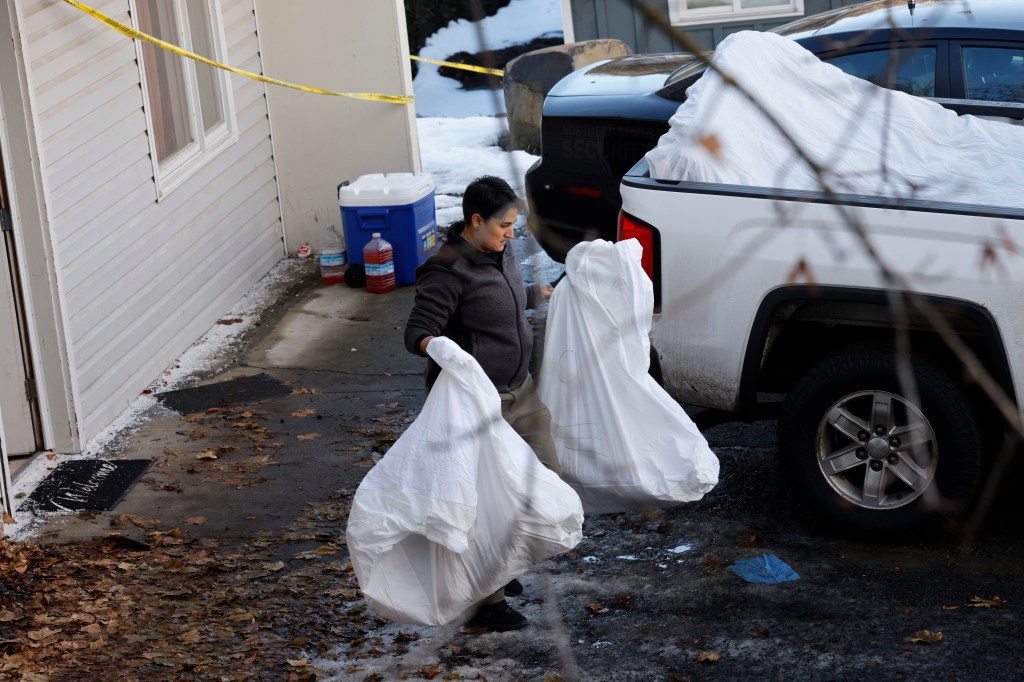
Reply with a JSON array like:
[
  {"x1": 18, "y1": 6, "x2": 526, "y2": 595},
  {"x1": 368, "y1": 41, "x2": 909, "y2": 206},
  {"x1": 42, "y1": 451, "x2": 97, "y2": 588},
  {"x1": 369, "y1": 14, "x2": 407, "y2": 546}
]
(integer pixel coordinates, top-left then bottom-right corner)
[
  {"x1": 504, "y1": 578, "x2": 524, "y2": 597},
  {"x1": 468, "y1": 600, "x2": 527, "y2": 631}
]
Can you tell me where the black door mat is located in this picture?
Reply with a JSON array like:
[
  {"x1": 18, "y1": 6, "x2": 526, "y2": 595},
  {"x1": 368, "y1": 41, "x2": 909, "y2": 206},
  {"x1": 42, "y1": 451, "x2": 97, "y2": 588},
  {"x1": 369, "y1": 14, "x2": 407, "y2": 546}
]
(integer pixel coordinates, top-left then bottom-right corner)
[
  {"x1": 157, "y1": 373, "x2": 292, "y2": 414},
  {"x1": 22, "y1": 459, "x2": 151, "y2": 513}
]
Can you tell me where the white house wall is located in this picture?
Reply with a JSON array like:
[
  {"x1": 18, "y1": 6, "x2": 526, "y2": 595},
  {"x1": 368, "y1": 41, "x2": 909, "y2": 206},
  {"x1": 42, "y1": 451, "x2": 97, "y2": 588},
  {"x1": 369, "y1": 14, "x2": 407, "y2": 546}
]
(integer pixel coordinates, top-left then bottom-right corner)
[{"x1": 19, "y1": 0, "x2": 283, "y2": 445}]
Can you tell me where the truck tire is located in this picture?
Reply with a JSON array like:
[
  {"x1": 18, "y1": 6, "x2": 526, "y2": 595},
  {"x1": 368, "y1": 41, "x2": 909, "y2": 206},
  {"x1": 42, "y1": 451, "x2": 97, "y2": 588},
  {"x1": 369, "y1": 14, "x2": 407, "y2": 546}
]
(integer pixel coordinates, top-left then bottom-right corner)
[{"x1": 777, "y1": 347, "x2": 984, "y2": 538}]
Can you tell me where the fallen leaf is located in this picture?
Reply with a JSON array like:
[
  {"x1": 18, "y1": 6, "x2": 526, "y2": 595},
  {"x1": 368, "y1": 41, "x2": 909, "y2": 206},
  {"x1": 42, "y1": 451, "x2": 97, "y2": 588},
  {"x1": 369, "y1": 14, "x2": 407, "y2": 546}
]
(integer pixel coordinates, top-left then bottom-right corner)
[
  {"x1": 751, "y1": 629, "x2": 770, "y2": 638},
  {"x1": 696, "y1": 650, "x2": 721, "y2": 664},
  {"x1": 264, "y1": 561, "x2": 286, "y2": 572},
  {"x1": 292, "y1": 409, "x2": 316, "y2": 417},
  {"x1": 27, "y1": 627, "x2": 60, "y2": 641},
  {"x1": 287, "y1": 658, "x2": 308, "y2": 667},
  {"x1": 586, "y1": 602, "x2": 608, "y2": 614},
  {"x1": 196, "y1": 449, "x2": 220, "y2": 460},
  {"x1": 904, "y1": 630, "x2": 943, "y2": 645},
  {"x1": 185, "y1": 515, "x2": 209, "y2": 525},
  {"x1": 968, "y1": 596, "x2": 1006, "y2": 608},
  {"x1": 296, "y1": 433, "x2": 321, "y2": 441},
  {"x1": 2, "y1": 512, "x2": 15, "y2": 525},
  {"x1": 81, "y1": 623, "x2": 103, "y2": 635},
  {"x1": 735, "y1": 534, "x2": 759, "y2": 547},
  {"x1": 420, "y1": 665, "x2": 440, "y2": 679},
  {"x1": 233, "y1": 421, "x2": 267, "y2": 432},
  {"x1": 217, "y1": 318, "x2": 244, "y2": 325},
  {"x1": 178, "y1": 629, "x2": 201, "y2": 644},
  {"x1": 941, "y1": 605, "x2": 960, "y2": 611}
]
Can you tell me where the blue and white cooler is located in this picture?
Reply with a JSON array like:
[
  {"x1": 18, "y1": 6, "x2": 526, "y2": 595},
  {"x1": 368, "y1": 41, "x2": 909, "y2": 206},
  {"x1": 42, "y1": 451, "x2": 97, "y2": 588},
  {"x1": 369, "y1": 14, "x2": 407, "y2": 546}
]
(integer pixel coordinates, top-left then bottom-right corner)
[{"x1": 338, "y1": 173, "x2": 438, "y2": 286}]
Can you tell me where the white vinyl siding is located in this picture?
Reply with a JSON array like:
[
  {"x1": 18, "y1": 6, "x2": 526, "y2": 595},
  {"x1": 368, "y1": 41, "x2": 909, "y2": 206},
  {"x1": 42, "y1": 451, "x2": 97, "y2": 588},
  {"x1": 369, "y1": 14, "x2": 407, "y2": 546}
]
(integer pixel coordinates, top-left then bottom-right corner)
[{"x1": 19, "y1": 0, "x2": 282, "y2": 443}]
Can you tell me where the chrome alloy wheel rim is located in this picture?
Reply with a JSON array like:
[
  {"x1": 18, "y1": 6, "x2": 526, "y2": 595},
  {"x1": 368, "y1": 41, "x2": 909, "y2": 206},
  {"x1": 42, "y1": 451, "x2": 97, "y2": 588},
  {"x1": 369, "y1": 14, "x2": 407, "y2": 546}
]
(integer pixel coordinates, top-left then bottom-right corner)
[{"x1": 816, "y1": 390, "x2": 937, "y2": 510}]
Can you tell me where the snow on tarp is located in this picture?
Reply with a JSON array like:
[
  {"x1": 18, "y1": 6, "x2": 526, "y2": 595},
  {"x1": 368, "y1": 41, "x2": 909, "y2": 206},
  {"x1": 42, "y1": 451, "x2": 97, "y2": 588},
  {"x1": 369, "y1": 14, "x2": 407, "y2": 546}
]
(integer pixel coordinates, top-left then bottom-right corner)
[{"x1": 645, "y1": 31, "x2": 1024, "y2": 210}]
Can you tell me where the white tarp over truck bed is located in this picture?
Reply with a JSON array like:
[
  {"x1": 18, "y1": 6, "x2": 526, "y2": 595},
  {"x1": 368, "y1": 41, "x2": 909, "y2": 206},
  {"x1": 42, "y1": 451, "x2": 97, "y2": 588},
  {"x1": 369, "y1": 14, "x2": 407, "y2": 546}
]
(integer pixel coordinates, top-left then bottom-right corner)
[{"x1": 646, "y1": 31, "x2": 1024, "y2": 209}]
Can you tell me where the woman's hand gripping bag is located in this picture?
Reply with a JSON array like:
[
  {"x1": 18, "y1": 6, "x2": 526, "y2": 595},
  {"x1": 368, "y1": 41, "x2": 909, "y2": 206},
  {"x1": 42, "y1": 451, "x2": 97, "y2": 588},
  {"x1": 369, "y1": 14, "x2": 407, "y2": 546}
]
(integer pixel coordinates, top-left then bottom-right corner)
[
  {"x1": 538, "y1": 239, "x2": 720, "y2": 514},
  {"x1": 345, "y1": 336, "x2": 583, "y2": 626}
]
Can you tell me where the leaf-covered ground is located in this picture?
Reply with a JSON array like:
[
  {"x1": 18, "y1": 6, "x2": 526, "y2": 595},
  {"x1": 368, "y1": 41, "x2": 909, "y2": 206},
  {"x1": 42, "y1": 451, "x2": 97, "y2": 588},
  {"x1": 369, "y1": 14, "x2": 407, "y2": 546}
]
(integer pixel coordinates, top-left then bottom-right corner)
[{"x1": 0, "y1": 491, "x2": 377, "y2": 681}]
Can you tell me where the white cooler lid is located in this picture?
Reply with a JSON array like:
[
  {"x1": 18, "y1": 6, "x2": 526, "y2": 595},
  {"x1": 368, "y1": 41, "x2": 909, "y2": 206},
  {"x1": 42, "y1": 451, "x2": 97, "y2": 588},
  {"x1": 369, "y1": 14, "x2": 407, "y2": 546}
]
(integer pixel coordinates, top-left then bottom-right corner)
[{"x1": 338, "y1": 172, "x2": 435, "y2": 207}]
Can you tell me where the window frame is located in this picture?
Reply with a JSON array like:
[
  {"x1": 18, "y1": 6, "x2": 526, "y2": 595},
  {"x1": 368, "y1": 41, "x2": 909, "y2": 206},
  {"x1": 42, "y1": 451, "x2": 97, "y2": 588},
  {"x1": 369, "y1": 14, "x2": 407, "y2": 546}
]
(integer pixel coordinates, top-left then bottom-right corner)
[
  {"x1": 668, "y1": 0, "x2": 805, "y2": 27},
  {"x1": 131, "y1": 0, "x2": 237, "y2": 200}
]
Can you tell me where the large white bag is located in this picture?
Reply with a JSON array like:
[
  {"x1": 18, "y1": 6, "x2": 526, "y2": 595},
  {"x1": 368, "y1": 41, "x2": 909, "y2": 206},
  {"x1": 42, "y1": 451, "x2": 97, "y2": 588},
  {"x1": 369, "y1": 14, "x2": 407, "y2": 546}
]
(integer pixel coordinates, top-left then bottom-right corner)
[
  {"x1": 539, "y1": 239, "x2": 719, "y2": 514},
  {"x1": 346, "y1": 336, "x2": 583, "y2": 626},
  {"x1": 646, "y1": 31, "x2": 1024, "y2": 210}
]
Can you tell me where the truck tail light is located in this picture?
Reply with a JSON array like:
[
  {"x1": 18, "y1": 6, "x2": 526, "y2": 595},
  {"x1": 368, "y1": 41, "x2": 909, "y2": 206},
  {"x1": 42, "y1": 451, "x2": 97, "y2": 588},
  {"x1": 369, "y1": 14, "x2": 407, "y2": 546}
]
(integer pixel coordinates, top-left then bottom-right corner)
[{"x1": 618, "y1": 211, "x2": 656, "y2": 283}]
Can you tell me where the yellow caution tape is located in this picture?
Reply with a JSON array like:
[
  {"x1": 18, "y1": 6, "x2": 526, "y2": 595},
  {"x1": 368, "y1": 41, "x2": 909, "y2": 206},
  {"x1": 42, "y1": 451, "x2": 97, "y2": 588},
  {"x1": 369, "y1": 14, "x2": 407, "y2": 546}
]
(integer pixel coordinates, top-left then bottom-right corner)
[
  {"x1": 61, "y1": 0, "x2": 412, "y2": 104},
  {"x1": 411, "y1": 55, "x2": 504, "y2": 78}
]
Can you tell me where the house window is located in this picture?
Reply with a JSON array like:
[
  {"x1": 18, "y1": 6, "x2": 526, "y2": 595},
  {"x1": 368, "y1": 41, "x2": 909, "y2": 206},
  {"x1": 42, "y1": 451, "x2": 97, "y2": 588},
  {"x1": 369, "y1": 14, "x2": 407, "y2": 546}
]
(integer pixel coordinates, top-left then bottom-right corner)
[
  {"x1": 134, "y1": 0, "x2": 234, "y2": 195},
  {"x1": 669, "y1": 0, "x2": 805, "y2": 26}
]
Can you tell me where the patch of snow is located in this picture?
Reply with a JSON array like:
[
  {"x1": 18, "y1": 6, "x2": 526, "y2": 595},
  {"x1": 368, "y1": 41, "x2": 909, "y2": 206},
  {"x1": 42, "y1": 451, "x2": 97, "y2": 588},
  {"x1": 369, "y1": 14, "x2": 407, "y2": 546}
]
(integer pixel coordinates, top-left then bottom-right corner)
[
  {"x1": 417, "y1": 116, "x2": 537, "y2": 200},
  {"x1": 582, "y1": 555, "x2": 599, "y2": 564},
  {"x1": 668, "y1": 543, "x2": 695, "y2": 554},
  {"x1": 413, "y1": 0, "x2": 563, "y2": 117},
  {"x1": 616, "y1": 555, "x2": 639, "y2": 561}
]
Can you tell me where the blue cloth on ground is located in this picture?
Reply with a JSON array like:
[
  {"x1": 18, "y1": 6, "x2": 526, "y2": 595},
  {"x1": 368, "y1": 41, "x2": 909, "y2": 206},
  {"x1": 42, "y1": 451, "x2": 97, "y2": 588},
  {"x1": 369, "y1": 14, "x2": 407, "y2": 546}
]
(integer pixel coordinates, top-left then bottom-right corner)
[{"x1": 730, "y1": 554, "x2": 800, "y2": 584}]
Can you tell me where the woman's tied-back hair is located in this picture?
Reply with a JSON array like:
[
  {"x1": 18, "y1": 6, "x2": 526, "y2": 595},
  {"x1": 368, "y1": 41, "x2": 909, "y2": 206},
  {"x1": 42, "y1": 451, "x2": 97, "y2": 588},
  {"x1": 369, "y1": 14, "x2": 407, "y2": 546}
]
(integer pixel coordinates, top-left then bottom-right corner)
[{"x1": 463, "y1": 176, "x2": 519, "y2": 225}]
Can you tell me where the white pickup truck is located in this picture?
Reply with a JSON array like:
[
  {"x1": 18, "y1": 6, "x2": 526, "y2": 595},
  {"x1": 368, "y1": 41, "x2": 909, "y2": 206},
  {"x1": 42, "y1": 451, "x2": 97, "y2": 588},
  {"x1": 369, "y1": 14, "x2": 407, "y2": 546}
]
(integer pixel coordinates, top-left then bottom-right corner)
[{"x1": 618, "y1": 161, "x2": 1024, "y2": 537}]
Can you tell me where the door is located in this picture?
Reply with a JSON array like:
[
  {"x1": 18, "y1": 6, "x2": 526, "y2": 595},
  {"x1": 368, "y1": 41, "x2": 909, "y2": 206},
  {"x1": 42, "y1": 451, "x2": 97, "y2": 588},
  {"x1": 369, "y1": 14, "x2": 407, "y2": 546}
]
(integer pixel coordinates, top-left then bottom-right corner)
[{"x1": 0, "y1": 143, "x2": 43, "y2": 514}]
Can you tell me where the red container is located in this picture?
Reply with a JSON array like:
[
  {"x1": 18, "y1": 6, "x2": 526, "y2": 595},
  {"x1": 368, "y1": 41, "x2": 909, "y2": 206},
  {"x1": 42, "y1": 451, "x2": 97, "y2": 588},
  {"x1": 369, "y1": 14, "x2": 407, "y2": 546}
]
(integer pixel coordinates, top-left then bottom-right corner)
[{"x1": 363, "y1": 232, "x2": 396, "y2": 294}]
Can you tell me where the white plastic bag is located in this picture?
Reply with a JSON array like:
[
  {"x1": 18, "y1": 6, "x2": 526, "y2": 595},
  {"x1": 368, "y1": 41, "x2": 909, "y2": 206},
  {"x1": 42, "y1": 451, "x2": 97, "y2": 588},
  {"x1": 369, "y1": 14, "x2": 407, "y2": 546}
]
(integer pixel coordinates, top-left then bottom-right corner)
[
  {"x1": 539, "y1": 239, "x2": 719, "y2": 514},
  {"x1": 346, "y1": 336, "x2": 583, "y2": 626}
]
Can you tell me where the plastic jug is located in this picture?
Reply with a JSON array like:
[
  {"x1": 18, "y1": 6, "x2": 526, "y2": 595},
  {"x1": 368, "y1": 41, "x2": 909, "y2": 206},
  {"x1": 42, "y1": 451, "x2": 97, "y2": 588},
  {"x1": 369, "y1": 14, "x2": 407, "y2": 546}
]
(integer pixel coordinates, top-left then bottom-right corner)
[
  {"x1": 319, "y1": 224, "x2": 347, "y2": 285},
  {"x1": 363, "y1": 232, "x2": 396, "y2": 294}
]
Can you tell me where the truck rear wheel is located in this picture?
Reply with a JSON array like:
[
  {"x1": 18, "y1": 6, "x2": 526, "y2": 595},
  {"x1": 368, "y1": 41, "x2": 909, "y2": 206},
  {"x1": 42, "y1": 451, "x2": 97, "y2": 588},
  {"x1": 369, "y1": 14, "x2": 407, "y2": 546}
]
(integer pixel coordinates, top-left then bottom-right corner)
[{"x1": 777, "y1": 348, "x2": 984, "y2": 538}]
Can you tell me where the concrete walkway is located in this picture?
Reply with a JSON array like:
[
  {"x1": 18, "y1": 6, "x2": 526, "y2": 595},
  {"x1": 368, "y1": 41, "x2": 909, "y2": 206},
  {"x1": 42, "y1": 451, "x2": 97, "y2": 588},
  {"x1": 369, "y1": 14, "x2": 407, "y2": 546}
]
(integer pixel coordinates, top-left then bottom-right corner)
[{"x1": 19, "y1": 267, "x2": 428, "y2": 546}]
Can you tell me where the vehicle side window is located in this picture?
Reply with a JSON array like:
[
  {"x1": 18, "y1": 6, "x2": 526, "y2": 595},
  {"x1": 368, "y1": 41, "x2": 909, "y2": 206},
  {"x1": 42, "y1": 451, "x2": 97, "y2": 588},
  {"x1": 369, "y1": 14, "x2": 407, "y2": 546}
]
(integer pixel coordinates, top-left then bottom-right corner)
[
  {"x1": 825, "y1": 48, "x2": 936, "y2": 97},
  {"x1": 962, "y1": 47, "x2": 1024, "y2": 103}
]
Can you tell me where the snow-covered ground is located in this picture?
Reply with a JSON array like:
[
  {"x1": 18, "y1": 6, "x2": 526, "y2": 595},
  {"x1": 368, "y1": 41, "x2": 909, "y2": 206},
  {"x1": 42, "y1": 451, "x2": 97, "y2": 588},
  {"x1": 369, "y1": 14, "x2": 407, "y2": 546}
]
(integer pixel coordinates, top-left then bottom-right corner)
[{"x1": 412, "y1": 0, "x2": 563, "y2": 117}]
